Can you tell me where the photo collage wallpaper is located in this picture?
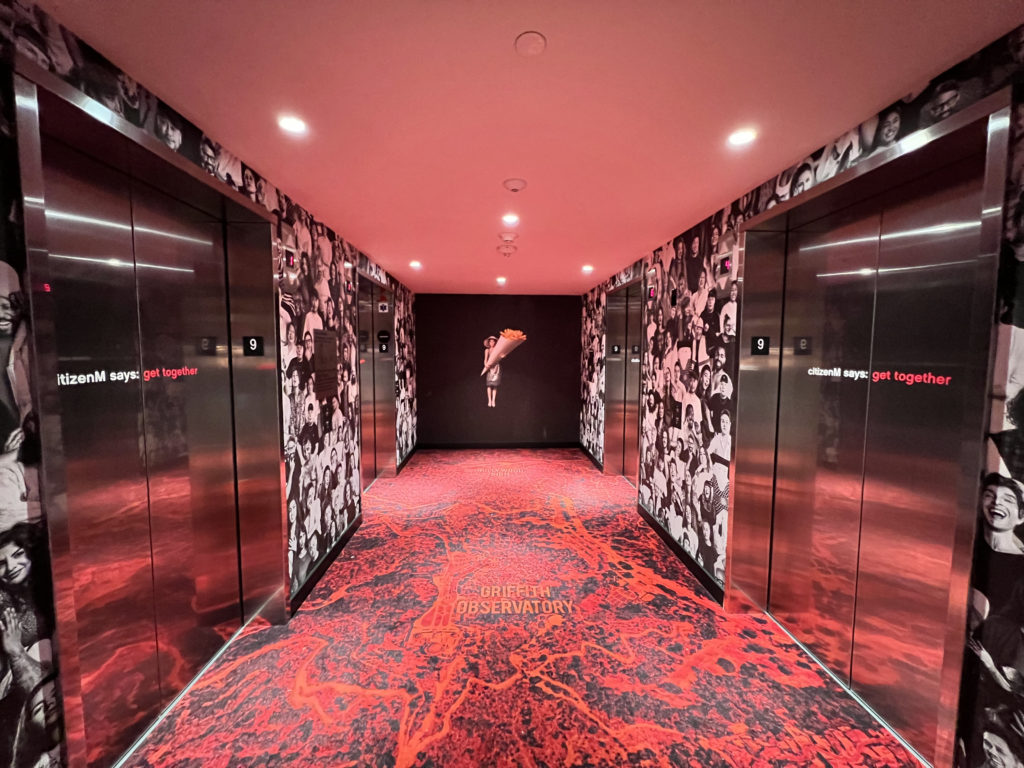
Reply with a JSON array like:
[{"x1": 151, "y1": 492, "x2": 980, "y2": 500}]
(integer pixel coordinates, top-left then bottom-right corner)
[
  {"x1": 0, "y1": 2, "x2": 418, "y2": 766},
  {"x1": 580, "y1": 22, "x2": 1024, "y2": 763}
]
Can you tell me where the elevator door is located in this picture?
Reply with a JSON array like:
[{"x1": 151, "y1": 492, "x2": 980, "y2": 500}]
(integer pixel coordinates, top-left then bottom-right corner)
[
  {"x1": 358, "y1": 281, "x2": 375, "y2": 490},
  {"x1": 358, "y1": 279, "x2": 396, "y2": 491},
  {"x1": 41, "y1": 135, "x2": 242, "y2": 766},
  {"x1": 604, "y1": 289, "x2": 626, "y2": 476},
  {"x1": 603, "y1": 282, "x2": 642, "y2": 485},
  {"x1": 768, "y1": 151, "x2": 986, "y2": 762}
]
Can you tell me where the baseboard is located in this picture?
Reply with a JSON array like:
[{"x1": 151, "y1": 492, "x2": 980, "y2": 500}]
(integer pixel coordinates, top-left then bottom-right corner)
[
  {"x1": 289, "y1": 514, "x2": 363, "y2": 614},
  {"x1": 579, "y1": 444, "x2": 603, "y2": 470},
  {"x1": 636, "y1": 503, "x2": 725, "y2": 604},
  {"x1": 415, "y1": 442, "x2": 583, "y2": 450},
  {"x1": 397, "y1": 445, "x2": 416, "y2": 474}
]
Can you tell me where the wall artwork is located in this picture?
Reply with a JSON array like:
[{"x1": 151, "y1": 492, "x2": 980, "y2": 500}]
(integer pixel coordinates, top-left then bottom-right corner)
[
  {"x1": 957, "y1": 77, "x2": 1024, "y2": 767},
  {"x1": 0, "y1": 52, "x2": 60, "y2": 768},
  {"x1": 481, "y1": 329, "x2": 527, "y2": 409},
  {"x1": 394, "y1": 282, "x2": 417, "y2": 466},
  {"x1": 417, "y1": 294, "x2": 580, "y2": 446}
]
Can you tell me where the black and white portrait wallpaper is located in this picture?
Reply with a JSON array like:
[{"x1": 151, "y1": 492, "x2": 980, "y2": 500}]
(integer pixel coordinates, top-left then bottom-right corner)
[
  {"x1": 394, "y1": 282, "x2": 417, "y2": 466},
  {"x1": 636, "y1": 225, "x2": 740, "y2": 589},
  {"x1": 0, "y1": 29, "x2": 59, "y2": 768}
]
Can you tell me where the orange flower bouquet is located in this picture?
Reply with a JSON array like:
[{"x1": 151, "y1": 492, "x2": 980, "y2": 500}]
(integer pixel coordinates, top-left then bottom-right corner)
[{"x1": 481, "y1": 328, "x2": 527, "y2": 375}]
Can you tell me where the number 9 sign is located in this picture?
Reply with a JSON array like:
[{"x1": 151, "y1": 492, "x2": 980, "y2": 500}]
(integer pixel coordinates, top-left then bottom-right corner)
[
  {"x1": 242, "y1": 336, "x2": 264, "y2": 356},
  {"x1": 751, "y1": 336, "x2": 770, "y2": 356}
]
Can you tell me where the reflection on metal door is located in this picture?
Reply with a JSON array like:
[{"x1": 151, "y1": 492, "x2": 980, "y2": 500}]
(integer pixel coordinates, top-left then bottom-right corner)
[
  {"x1": 358, "y1": 281, "x2": 375, "y2": 491},
  {"x1": 624, "y1": 283, "x2": 642, "y2": 487},
  {"x1": 604, "y1": 282, "x2": 642, "y2": 486},
  {"x1": 358, "y1": 280, "x2": 396, "y2": 490},
  {"x1": 41, "y1": 137, "x2": 162, "y2": 766},
  {"x1": 768, "y1": 149, "x2": 988, "y2": 762},
  {"x1": 603, "y1": 289, "x2": 626, "y2": 476},
  {"x1": 131, "y1": 182, "x2": 240, "y2": 702}
]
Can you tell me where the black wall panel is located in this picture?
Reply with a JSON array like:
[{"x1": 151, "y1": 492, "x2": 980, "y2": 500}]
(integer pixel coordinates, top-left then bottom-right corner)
[{"x1": 417, "y1": 294, "x2": 581, "y2": 446}]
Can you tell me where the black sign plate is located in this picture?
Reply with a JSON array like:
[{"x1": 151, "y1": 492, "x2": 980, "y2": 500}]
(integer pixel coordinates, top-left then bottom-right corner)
[
  {"x1": 793, "y1": 336, "x2": 812, "y2": 355},
  {"x1": 751, "y1": 336, "x2": 770, "y2": 356},
  {"x1": 242, "y1": 336, "x2": 264, "y2": 356}
]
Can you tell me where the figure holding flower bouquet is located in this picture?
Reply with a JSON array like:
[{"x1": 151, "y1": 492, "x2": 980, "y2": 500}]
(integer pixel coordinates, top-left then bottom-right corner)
[{"x1": 481, "y1": 328, "x2": 527, "y2": 408}]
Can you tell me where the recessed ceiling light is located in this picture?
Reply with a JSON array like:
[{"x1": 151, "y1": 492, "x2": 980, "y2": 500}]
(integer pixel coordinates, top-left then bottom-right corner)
[
  {"x1": 514, "y1": 31, "x2": 547, "y2": 57},
  {"x1": 727, "y1": 127, "x2": 757, "y2": 147},
  {"x1": 496, "y1": 276, "x2": 507, "y2": 285},
  {"x1": 278, "y1": 114, "x2": 308, "y2": 136},
  {"x1": 502, "y1": 213, "x2": 519, "y2": 227},
  {"x1": 409, "y1": 260, "x2": 422, "y2": 269},
  {"x1": 582, "y1": 265, "x2": 594, "y2": 274}
]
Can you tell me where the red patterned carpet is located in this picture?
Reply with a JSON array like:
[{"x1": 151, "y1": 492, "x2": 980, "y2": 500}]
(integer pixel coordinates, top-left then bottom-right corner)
[{"x1": 130, "y1": 448, "x2": 916, "y2": 767}]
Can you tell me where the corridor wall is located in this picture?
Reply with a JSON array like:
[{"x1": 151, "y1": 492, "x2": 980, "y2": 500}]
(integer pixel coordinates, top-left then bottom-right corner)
[
  {"x1": 0, "y1": 2, "x2": 416, "y2": 764},
  {"x1": 580, "y1": 22, "x2": 1024, "y2": 764}
]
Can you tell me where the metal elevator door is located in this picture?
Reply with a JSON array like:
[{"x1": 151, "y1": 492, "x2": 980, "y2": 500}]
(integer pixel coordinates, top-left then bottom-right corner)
[
  {"x1": 40, "y1": 135, "x2": 242, "y2": 766},
  {"x1": 358, "y1": 279, "x2": 395, "y2": 491},
  {"x1": 768, "y1": 150, "x2": 987, "y2": 763},
  {"x1": 604, "y1": 282, "x2": 642, "y2": 486}
]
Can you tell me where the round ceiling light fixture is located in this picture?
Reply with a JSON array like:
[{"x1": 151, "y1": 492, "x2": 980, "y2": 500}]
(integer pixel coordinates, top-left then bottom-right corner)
[
  {"x1": 502, "y1": 212, "x2": 520, "y2": 227},
  {"x1": 514, "y1": 31, "x2": 547, "y2": 57},
  {"x1": 497, "y1": 244, "x2": 517, "y2": 257},
  {"x1": 496, "y1": 276, "x2": 507, "y2": 285},
  {"x1": 582, "y1": 264, "x2": 594, "y2": 274},
  {"x1": 409, "y1": 260, "x2": 422, "y2": 269},
  {"x1": 278, "y1": 114, "x2": 308, "y2": 136},
  {"x1": 503, "y1": 178, "x2": 528, "y2": 193},
  {"x1": 727, "y1": 127, "x2": 757, "y2": 147}
]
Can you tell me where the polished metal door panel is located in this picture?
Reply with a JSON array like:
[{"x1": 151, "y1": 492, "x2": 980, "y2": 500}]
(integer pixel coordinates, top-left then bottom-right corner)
[
  {"x1": 851, "y1": 154, "x2": 985, "y2": 762},
  {"x1": 728, "y1": 231, "x2": 786, "y2": 612},
  {"x1": 40, "y1": 137, "x2": 162, "y2": 767},
  {"x1": 769, "y1": 206, "x2": 879, "y2": 682},
  {"x1": 131, "y1": 182, "x2": 240, "y2": 702},
  {"x1": 358, "y1": 281, "x2": 376, "y2": 489},
  {"x1": 374, "y1": 285, "x2": 397, "y2": 477},
  {"x1": 226, "y1": 221, "x2": 288, "y2": 623},
  {"x1": 623, "y1": 283, "x2": 643, "y2": 487},
  {"x1": 604, "y1": 288, "x2": 626, "y2": 475}
]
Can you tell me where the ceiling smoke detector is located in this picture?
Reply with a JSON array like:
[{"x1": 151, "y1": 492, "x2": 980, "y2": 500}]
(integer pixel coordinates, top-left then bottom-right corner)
[
  {"x1": 498, "y1": 231, "x2": 519, "y2": 243},
  {"x1": 503, "y1": 178, "x2": 528, "y2": 193},
  {"x1": 514, "y1": 31, "x2": 547, "y2": 57},
  {"x1": 497, "y1": 244, "x2": 517, "y2": 257}
]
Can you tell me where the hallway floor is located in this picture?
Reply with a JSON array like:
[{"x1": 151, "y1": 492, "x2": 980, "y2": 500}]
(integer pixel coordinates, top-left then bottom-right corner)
[{"x1": 132, "y1": 449, "x2": 915, "y2": 767}]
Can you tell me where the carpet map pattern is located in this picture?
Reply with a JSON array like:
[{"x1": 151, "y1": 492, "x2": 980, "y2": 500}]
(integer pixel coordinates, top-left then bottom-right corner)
[{"x1": 130, "y1": 449, "x2": 915, "y2": 767}]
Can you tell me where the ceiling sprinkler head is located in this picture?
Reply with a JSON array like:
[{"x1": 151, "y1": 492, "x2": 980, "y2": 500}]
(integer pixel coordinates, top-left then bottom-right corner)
[
  {"x1": 497, "y1": 244, "x2": 517, "y2": 257},
  {"x1": 498, "y1": 231, "x2": 519, "y2": 243}
]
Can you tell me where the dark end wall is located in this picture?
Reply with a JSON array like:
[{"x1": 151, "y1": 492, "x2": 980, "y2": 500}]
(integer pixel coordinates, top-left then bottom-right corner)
[{"x1": 417, "y1": 294, "x2": 581, "y2": 446}]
